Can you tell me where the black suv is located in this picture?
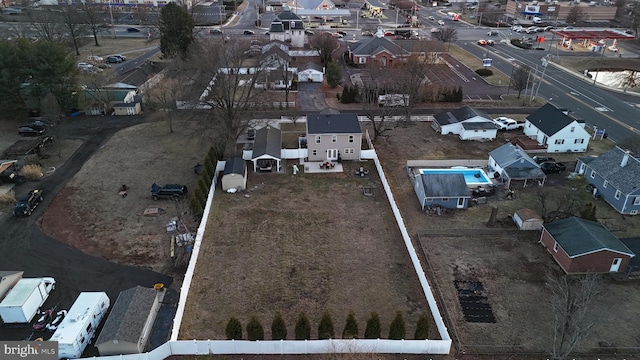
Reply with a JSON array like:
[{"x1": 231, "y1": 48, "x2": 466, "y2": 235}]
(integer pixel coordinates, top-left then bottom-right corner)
[
  {"x1": 18, "y1": 124, "x2": 46, "y2": 136},
  {"x1": 13, "y1": 189, "x2": 44, "y2": 216},
  {"x1": 151, "y1": 183, "x2": 188, "y2": 200}
]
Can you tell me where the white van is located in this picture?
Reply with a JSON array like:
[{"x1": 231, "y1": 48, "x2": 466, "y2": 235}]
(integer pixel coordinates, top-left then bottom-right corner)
[{"x1": 532, "y1": 16, "x2": 542, "y2": 24}]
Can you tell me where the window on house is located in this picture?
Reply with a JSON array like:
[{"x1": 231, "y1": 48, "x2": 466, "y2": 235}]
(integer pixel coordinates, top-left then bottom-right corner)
[
  {"x1": 553, "y1": 242, "x2": 558, "y2": 253},
  {"x1": 615, "y1": 190, "x2": 621, "y2": 200},
  {"x1": 554, "y1": 139, "x2": 564, "y2": 144},
  {"x1": 359, "y1": 57, "x2": 366, "y2": 64},
  {"x1": 631, "y1": 210, "x2": 639, "y2": 215},
  {"x1": 425, "y1": 198, "x2": 433, "y2": 202},
  {"x1": 579, "y1": 164, "x2": 585, "y2": 173},
  {"x1": 315, "y1": 135, "x2": 321, "y2": 144},
  {"x1": 574, "y1": 139, "x2": 584, "y2": 144},
  {"x1": 590, "y1": 170, "x2": 595, "y2": 178},
  {"x1": 344, "y1": 148, "x2": 355, "y2": 154},
  {"x1": 348, "y1": 135, "x2": 354, "y2": 143},
  {"x1": 570, "y1": 126, "x2": 575, "y2": 132},
  {"x1": 331, "y1": 135, "x2": 337, "y2": 143},
  {"x1": 312, "y1": 150, "x2": 317, "y2": 156},
  {"x1": 634, "y1": 197, "x2": 640, "y2": 205},
  {"x1": 442, "y1": 198, "x2": 449, "y2": 201},
  {"x1": 603, "y1": 181, "x2": 608, "y2": 188}
]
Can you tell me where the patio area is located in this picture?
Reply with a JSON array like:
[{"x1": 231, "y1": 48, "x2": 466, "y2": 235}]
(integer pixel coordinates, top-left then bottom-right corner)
[{"x1": 303, "y1": 161, "x2": 344, "y2": 174}]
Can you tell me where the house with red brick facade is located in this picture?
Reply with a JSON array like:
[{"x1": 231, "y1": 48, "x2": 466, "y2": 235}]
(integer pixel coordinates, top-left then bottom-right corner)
[{"x1": 540, "y1": 217, "x2": 635, "y2": 274}]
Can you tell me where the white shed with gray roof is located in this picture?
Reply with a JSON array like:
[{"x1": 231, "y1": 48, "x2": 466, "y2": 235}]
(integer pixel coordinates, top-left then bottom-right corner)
[
  {"x1": 433, "y1": 106, "x2": 498, "y2": 141},
  {"x1": 222, "y1": 157, "x2": 247, "y2": 191}
]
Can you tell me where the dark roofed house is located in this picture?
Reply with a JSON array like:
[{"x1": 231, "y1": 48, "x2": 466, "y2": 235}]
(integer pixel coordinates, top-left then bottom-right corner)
[
  {"x1": 269, "y1": 10, "x2": 306, "y2": 47},
  {"x1": 488, "y1": 143, "x2": 546, "y2": 187},
  {"x1": 306, "y1": 113, "x2": 362, "y2": 162},
  {"x1": 252, "y1": 126, "x2": 282, "y2": 172},
  {"x1": 348, "y1": 28, "x2": 443, "y2": 67},
  {"x1": 576, "y1": 146, "x2": 640, "y2": 215},
  {"x1": 433, "y1": 106, "x2": 497, "y2": 141},
  {"x1": 540, "y1": 217, "x2": 635, "y2": 273},
  {"x1": 95, "y1": 286, "x2": 165, "y2": 356},
  {"x1": 414, "y1": 173, "x2": 471, "y2": 210},
  {"x1": 524, "y1": 104, "x2": 590, "y2": 153}
]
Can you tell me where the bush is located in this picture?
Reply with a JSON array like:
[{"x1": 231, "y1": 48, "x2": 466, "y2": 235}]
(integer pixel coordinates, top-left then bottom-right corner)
[
  {"x1": 295, "y1": 313, "x2": 311, "y2": 340},
  {"x1": 246, "y1": 316, "x2": 264, "y2": 341},
  {"x1": 342, "y1": 311, "x2": 359, "y2": 339},
  {"x1": 475, "y1": 68, "x2": 493, "y2": 77},
  {"x1": 0, "y1": 190, "x2": 16, "y2": 204},
  {"x1": 271, "y1": 312, "x2": 287, "y2": 340},
  {"x1": 317, "y1": 310, "x2": 334, "y2": 339},
  {"x1": 388, "y1": 311, "x2": 406, "y2": 340},
  {"x1": 364, "y1": 312, "x2": 381, "y2": 339},
  {"x1": 414, "y1": 312, "x2": 430, "y2": 340},
  {"x1": 21, "y1": 164, "x2": 42, "y2": 180},
  {"x1": 226, "y1": 317, "x2": 242, "y2": 340}
]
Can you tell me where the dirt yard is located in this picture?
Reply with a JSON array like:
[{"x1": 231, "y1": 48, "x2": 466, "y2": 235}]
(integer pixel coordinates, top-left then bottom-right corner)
[{"x1": 180, "y1": 164, "x2": 429, "y2": 340}]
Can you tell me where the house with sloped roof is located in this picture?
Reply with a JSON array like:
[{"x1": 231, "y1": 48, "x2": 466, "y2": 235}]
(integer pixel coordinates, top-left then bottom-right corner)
[
  {"x1": 524, "y1": 104, "x2": 590, "y2": 153},
  {"x1": 577, "y1": 146, "x2": 640, "y2": 215},
  {"x1": 306, "y1": 113, "x2": 361, "y2": 162},
  {"x1": 284, "y1": 0, "x2": 351, "y2": 18},
  {"x1": 95, "y1": 286, "x2": 165, "y2": 356},
  {"x1": 252, "y1": 126, "x2": 282, "y2": 172},
  {"x1": 488, "y1": 143, "x2": 546, "y2": 187},
  {"x1": 222, "y1": 157, "x2": 247, "y2": 191},
  {"x1": 433, "y1": 106, "x2": 498, "y2": 141},
  {"x1": 298, "y1": 63, "x2": 323, "y2": 82},
  {"x1": 269, "y1": 11, "x2": 306, "y2": 47},
  {"x1": 347, "y1": 28, "x2": 442, "y2": 67},
  {"x1": 540, "y1": 217, "x2": 635, "y2": 273},
  {"x1": 414, "y1": 173, "x2": 470, "y2": 210}
]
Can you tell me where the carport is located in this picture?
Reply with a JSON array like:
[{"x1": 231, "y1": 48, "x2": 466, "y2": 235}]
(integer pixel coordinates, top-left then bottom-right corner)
[
  {"x1": 251, "y1": 126, "x2": 282, "y2": 173},
  {"x1": 550, "y1": 29, "x2": 634, "y2": 51}
]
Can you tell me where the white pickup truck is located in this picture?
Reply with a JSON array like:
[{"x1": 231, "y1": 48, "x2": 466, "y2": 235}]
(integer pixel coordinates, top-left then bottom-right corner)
[{"x1": 493, "y1": 117, "x2": 524, "y2": 131}]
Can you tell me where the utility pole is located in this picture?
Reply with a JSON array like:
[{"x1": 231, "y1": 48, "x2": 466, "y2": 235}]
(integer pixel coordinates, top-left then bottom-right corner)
[{"x1": 109, "y1": 0, "x2": 116, "y2": 39}]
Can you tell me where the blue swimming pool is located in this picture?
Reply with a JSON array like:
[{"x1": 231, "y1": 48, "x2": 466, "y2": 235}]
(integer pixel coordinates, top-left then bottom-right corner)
[{"x1": 420, "y1": 168, "x2": 491, "y2": 186}]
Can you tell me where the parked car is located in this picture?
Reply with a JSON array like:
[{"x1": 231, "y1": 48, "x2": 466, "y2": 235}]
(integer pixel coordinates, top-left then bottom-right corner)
[
  {"x1": 77, "y1": 62, "x2": 93, "y2": 70},
  {"x1": 532, "y1": 155, "x2": 556, "y2": 164},
  {"x1": 608, "y1": 45, "x2": 619, "y2": 52},
  {"x1": 28, "y1": 119, "x2": 54, "y2": 129},
  {"x1": 87, "y1": 55, "x2": 103, "y2": 62},
  {"x1": 477, "y1": 39, "x2": 494, "y2": 46},
  {"x1": 305, "y1": 29, "x2": 315, "y2": 36},
  {"x1": 332, "y1": 32, "x2": 344, "y2": 38},
  {"x1": 361, "y1": 31, "x2": 373, "y2": 36},
  {"x1": 543, "y1": 25, "x2": 555, "y2": 31},
  {"x1": 428, "y1": 16, "x2": 435, "y2": 21},
  {"x1": 437, "y1": 19, "x2": 445, "y2": 26},
  {"x1": 540, "y1": 161, "x2": 567, "y2": 174},
  {"x1": 13, "y1": 189, "x2": 44, "y2": 217},
  {"x1": 487, "y1": 30, "x2": 498, "y2": 36},
  {"x1": 150, "y1": 183, "x2": 188, "y2": 200},
  {"x1": 492, "y1": 117, "x2": 522, "y2": 130},
  {"x1": 243, "y1": 30, "x2": 255, "y2": 35},
  {"x1": 337, "y1": 30, "x2": 347, "y2": 36},
  {"x1": 209, "y1": 29, "x2": 222, "y2": 35},
  {"x1": 18, "y1": 124, "x2": 45, "y2": 136},
  {"x1": 126, "y1": 27, "x2": 140, "y2": 32},
  {"x1": 430, "y1": 27, "x2": 441, "y2": 33},
  {"x1": 112, "y1": 54, "x2": 127, "y2": 61},
  {"x1": 106, "y1": 56, "x2": 123, "y2": 63}
]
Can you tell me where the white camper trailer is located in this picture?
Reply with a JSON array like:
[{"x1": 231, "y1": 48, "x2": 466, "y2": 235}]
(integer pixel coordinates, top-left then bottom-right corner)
[{"x1": 50, "y1": 292, "x2": 110, "y2": 359}]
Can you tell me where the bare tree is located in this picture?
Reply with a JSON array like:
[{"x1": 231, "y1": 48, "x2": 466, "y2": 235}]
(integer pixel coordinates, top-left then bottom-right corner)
[
  {"x1": 143, "y1": 75, "x2": 184, "y2": 133},
  {"x1": 535, "y1": 175, "x2": 589, "y2": 222},
  {"x1": 183, "y1": 39, "x2": 267, "y2": 155},
  {"x1": 309, "y1": 32, "x2": 339, "y2": 65},
  {"x1": 565, "y1": 5, "x2": 586, "y2": 25},
  {"x1": 511, "y1": 65, "x2": 531, "y2": 99},
  {"x1": 612, "y1": 69, "x2": 640, "y2": 90},
  {"x1": 81, "y1": 4, "x2": 104, "y2": 46},
  {"x1": 78, "y1": 70, "x2": 119, "y2": 115},
  {"x1": 546, "y1": 271, "x2": 603, "y2": 360},
  {"x1": 262, "y1": 46, "x2": 294, "y2": 107},
  {"x1": 28, "y1": 11, "x2": 66, "y2": 42},
  {"x1": 431, "y1": 26, "x2": 457, "y2": 50},
  {"x1": 61, "y1": 6, "x2": 88, "y2": 56},
  {"x1": 354, "y1": 70, "x2": 398, "y2": 142}
]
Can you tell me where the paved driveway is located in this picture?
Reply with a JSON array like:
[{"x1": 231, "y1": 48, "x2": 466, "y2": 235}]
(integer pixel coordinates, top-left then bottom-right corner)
[{"x1": 297, "y1": 82, "x2": 328, "y2": 111}]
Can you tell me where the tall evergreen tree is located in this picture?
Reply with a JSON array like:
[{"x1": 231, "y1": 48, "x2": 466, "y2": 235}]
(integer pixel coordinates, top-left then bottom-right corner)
[
  {"x1": 326, "y1": 61, "x2": 342, "y2": 88},
  {"x1": 225, "y1": 317, "x2": 242, "y2": 340},
  {"x1": 414, "y1": 312, "x2": 430, "y2": 340},
  {"x1": 364, "y1": 312, "x2": 381, "y2": 339},
  {"x1": 317, "y1": 310, "x2": 334, "y2": 339},
  {"x1": 271, "y1": 312, "x2": 287, "y2": 340},
  {"x1": 246, "y1": 316, "x2": 264, "y2": 341},
  {"x1": 159, "y1": 2, "x2": 195, "y2": 60},
  {"x1": 388, "y1": 311, "x2": 406, "y2": 340},
  {"x1": 295, "y1": 313, "x2": 311, "y2": 340},
  {"x1": 342, "y1": 311, "x2": 359, "y2": 339}
]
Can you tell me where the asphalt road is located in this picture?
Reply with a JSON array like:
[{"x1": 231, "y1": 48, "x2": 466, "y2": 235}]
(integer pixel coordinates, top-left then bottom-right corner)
[{"x1": 0, "y1": 116, "x2": 172, "y2": 343}]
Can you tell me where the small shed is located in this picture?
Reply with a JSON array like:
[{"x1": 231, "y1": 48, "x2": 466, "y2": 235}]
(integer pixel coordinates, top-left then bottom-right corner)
[
  {"x1": 512, "y1": 208, "x2": 543, "y2": 230},
  {"x1": 95, "y1": 286, "x2": 165, "y2": 356},
  {"x1": 221, "y1": 157, "x2": 247, "y2": 191},
  {"x1": 113, "y1": 102, "x2": 141, "y2": 116},
  {"x1": 0, "y1": 271, "x2": 23, "y2": 302}
]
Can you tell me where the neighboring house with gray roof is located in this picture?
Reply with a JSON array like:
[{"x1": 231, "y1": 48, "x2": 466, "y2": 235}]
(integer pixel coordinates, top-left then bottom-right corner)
[
  {"x1": 414, "y1": 173, "x2": 470, "y2": 210},
  {"x1": 576, "y1": 146, "x2": 640, "y2": 215},
  {"x1": 269, "y1": 11, "x2": 306, "y2": 47},
  {"x1": 540, "y1": 217, "x2": 635, "y2": 273},
  {"x1": 488, "y1": 143, "x2": 546, "y2": 187},
  {"x1": 524, "y1": 103, "x2": 590, "y2": 153},
  {"x1": 306, "y1": 113, "x2": 361, "y2": 162},
  {"x1": 252, "y1": 126, "x2": 282, "y2": 172},
  {"x1": 433, "y1": 106, "x2": 498, "y2": 141},
  {"x1": 347, "y1": 28, "x2": 443, "y2": 67},
  {"x1": 95, "y1": 286, "x2": 165, "y2": 356}
]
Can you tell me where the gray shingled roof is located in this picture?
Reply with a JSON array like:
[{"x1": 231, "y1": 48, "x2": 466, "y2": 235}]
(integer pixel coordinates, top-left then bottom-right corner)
[
  {"x1": 545, "y1": 217, "x2": 635, "y2": 258},
  {"x1": 583, "y1": 146, "x2": 640, "y2": 194},
  {"x1": 306, "y1": 113, "x2": 361, "y2": 134},
  {"x1": 420, "y1": 174, "x2": 470, "y2": 198},
  {"x1": 299, "y1": 62, "x2": 323, "y2": 72},
  {"x1": 434, "y1": 106, "x2": 492, "y2": 126},
  {"x1": 526, "y1": 104, "x2": 577, "y2": 136},
  {"x1": 364, "y1": 0, "x2": 388, "y2": 9},
  {"x1": 348, "y1": 36, "x2": 410, "y2": 57},
  {"x1": 253, "y1": 126, "x2": 282, "y2": 159},
  {"x1": 96, "y1": 286, "x2": 161, "y2": 347},
  {"x1": 290, "y1": 0, "x2": 325, "y2": 9},
  {"x1": 460, "y1": 122, "x2": 497, "y2": 130},
  {"x1": 490, "y1": 143, "x2": 537, "y2": 168},
  {"x1": 223, "y1": 157, "x2": 246, "y2": 176}
]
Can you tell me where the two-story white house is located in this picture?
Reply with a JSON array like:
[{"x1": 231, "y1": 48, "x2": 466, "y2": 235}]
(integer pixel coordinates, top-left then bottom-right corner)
[
  {"x1": 524, "y1": 104, "x2": 590, "y2": 153},
  {"x1": 269, "y1": 11, "x2": 306, "y2": 48},
  {"x1": 306, "y1": 113, "x2": 362, "y2": 162}
]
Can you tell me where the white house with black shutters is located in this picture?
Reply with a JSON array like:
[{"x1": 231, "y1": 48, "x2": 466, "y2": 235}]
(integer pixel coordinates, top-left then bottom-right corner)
[{"x1": 524, "y1": 104, "x2": 590, "y2": 153}]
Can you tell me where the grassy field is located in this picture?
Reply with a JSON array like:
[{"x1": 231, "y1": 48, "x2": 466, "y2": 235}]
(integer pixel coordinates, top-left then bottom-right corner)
[{"x1": 448, "y1": 45, "x2": 511, "y2": 86}]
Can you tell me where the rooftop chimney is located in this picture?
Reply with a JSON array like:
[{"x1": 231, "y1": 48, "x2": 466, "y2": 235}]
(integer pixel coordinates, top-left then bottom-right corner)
[{"x1": 621, "y1": 150, "x2": 630, "y2": 167}]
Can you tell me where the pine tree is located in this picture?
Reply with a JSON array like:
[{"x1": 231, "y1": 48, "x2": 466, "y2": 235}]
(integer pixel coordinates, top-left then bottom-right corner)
[
  {"x1": 271, "y1": 312, "x2": 287, "y2": 340},
  {"x1": 326, "y1": 62, "x2": 342, "y2": 88},
  {"x1": 414, "y1": 312, "x2": 430, "y2": 340},
  {"x1": 317, "y1": 310, "x2": 334, "y2": 339},
  {"x1": 295, "y1": 313, "x2": 311, "y2": 340},
  {"x1": 246, "y1": 316, "x2": 264, "y2": 341},
  {"x1": 388, "y1": 311, "x2": 406, "y2": 340},
  {"x1": 225, "y1": 317, "x2": 242, "y2": 340},
  {"x1": 159, "y1": 2, "x2": 195, "y2": 60},
  {"x1": 364, "y1": 311, "x2": 381, "y2": 339},
  {"x1": 342, "y1": 311, "x2": 359, "y2": 339}
]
